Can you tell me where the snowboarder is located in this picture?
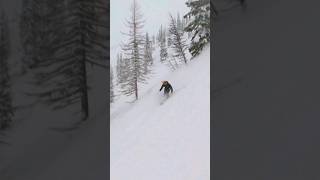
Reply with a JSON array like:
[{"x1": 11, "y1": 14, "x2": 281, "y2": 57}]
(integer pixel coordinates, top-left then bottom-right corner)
[{"x1": 159, "y1": 81, "x2": 173, "y2": 97}]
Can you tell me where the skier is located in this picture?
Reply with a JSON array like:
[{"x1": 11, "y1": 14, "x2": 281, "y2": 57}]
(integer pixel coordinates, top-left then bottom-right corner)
[{"x1": 159, "y1": 81, "x2": 173, "y2": 98}]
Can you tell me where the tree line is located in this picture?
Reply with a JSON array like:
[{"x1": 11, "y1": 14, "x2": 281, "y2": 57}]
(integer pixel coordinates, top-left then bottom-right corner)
[
  {"x1": 0, "y1": 0, "x2": 108, "y2": 131},
  {"x1": 111, "y1": 0, "x2": 210, "y2": 102}
]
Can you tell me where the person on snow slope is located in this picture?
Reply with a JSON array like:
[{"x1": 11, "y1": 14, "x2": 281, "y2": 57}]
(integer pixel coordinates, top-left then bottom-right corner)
[{"x1": 159, "y1": 81, "x2": 173, "y2": 98}]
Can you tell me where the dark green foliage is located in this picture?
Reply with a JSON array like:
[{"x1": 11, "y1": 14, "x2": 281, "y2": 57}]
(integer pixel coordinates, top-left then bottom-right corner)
[{"x1": 184, "y1": 0, "x2": 210, "y2": 57}]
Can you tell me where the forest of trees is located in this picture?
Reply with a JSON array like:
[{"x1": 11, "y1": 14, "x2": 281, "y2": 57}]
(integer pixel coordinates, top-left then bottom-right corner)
[
  {"x1": 20, "y1": 0, "x2": 108, "y2": 121},
  {"x1": 0, "y1": 0, "x2": 210, "y2": 129},
  {"x1": 113, "y1": 0, "x2": 210, "y2": 102},
  {"x1": 0, "y1": 0, "x2": 109, "y2": 131}
]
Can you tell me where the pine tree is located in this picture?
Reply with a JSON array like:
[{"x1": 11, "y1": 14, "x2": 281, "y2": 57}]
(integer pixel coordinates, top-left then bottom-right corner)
[
  {"x1": 157, "y1": 25, "x2": 163, "y2": 45},
  {"x1": 20, "y1": 0, "x2": 51, "y2": 71},
  {"x1": 167, "y1": 35, "x2": 171, "y2": 47},
  {"x1": 168, "y1": 14, "x2": 188, "y2": 64},
  {"x1": 157, "y1": 25, "x2": 167, "y2": 46},
  {"x1": 143, "y1": 32, "x2": 153, "y2": 65},
  {"x1": 167, "y1": 27, "x2": 172, "y2": 47},
  {"x1": 116, "y1": 53, "x2": 123, "y2": 85},
  {"x1": 176, "y1": 13, "x2": 183, "y2": 32},
  {"x1": 142, "y1": 33, "x2": 153, "y2": 79},
  {"x1": 21, "y1": 0, "x2": 108, "y2": 120},
  {"x1": 162, "y1": 27, "x2": 167, "y2": 45},
  {"x1": 184, "y1": 0, "x2": 210, "y2": 57},
  {"x1": 119, "y1": 55, "x2": 131, "y2": 95},
  {"x1": 120, "y1": 0, "x2": 145, "y2": 100},
  {"x1": 160, "y1": 39, "x2": 168, "y2": 63},
  {"x1": 110, "y1": 67, "x2": 114, "y2": 103},
  {"x1": 0, "y1": 12, "x2": 13, "y2": 130}
]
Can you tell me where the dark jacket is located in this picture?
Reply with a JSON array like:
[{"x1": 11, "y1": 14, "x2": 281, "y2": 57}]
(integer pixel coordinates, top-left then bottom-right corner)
[{"x1": 159, "y1": 82, "x2": 173, "y2": 94}]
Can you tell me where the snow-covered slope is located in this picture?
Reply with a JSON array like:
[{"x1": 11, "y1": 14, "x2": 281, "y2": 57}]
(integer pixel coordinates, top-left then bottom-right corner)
[{"x1": 111, "y1": 46, "x2": 210, "y2": 180}]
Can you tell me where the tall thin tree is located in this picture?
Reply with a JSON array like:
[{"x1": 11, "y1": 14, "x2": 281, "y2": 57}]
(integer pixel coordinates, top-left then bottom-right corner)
[
  {"x1": 22, "y1": 0, "x2": 108, "y2": 120},
  {"x1": 120, "y1": 0, "x2": 145, "y2": 100},
  {"x1": 160, "y1": 39, "x2": 168, "y2": 63},
  {"x1": 168, "y1": 14, "x2": 188, "y2": 64},
  {"x1": 110, "y1": 67, "x2": 114, "y2": 103},
  {"x1": 184, "y1": 0, "x2": 210, "y2": 56},
  {"x1": 143, "y1": 32, "x2": 153, "y2": 66},
  {"x1": 0, "y1": 11, "x2": 13, "y2": 130}
]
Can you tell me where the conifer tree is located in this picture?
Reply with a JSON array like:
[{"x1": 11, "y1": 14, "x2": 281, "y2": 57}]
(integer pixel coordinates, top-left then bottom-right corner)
[
  {"x1": 0, "y1": 12, "x2": 13, "y2": 130},
  {"x1": 143, "y1": 32, "x2": 153, "y2": 65},
  {"x1": 176, "y1": 13, "x2": 183, "y2": 32},
  {"x1": 160, "y1": 39, "x2": 168, "y2": 62},
  {"x1": 21, "y1": 0, "x2": 108, "y2": 120},
  {"x1": 20, "y1": 0, "x2": 51, "y2": 71},
  {"x1": 110, "y1": 67, "x2": 114, "y2": 103},
  {"x1": 116, "y1": 53, "x2": 123, "y2": 85},
  {"x1": 157, "y1": 25, "x2": 167, "y2": 46},
  {"x1": 120, "y1": 0, "x2": 145, "y2": 100},
  {"x1": 168, "y1": 14, "x2": 188, "y2": 64},
  {"x1": 184, "y1": 0, "x2": 210, "y2": 56}
]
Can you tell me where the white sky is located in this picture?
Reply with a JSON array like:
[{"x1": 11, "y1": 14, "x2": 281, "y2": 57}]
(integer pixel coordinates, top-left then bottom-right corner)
[{"x1": 110, "y1": 0, "x2": 189, "y2": 64}]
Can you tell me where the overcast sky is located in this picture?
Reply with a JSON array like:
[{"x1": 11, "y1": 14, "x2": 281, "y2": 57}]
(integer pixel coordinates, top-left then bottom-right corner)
[{"x1": 110, "y1": 0, "x2": 189, "y2": 63}]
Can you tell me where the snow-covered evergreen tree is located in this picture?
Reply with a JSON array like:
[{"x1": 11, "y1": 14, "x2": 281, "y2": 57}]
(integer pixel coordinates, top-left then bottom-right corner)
[
  {"x1": 167, "y1": 34, "x2": 172, "y2": 47},
  {"x1": 120, "y1": 0, "x2": 146, "y2": 100},
  {"x1": 157, "y1": 25, "x2": 167, "y2": 46},
  {"x1": 160, "y1": 39, "x2": 168, "y2": 63},
  {"x1": 116, "y1": 53, "x2": 123, "y2": 85},
  {"x1": 157, "y1": 25, "x2": 163, "y2": 45},
  {"x1": 0, "y1": 12, "x2": 13, "y2": 130},
  {"x1": 176, "y1": 13, "x2": 183, "y2": 32},
  {"x1": 143, "y1": 32, "x2": 153, "y2": 65},
  {"x1": 110, "y1": 67, "x2": 114, "y2": 103},
  {"x1": 168, "y1": 14, "x2": 188, "y2": 64},
  {"x1": 141, "y1": 32, "x2": 153, "y2": 80},
  {"x1": 184, "y1": 0, "x2": 210, "y2": 57},
  {"x1": 118, "y1": 55, "x2": 131, "y2": 95}
]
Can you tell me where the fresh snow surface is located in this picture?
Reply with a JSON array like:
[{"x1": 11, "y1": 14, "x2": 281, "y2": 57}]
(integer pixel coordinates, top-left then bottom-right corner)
[{"x1": 111, "y1": 45, "x2": 210, "y2": 180}]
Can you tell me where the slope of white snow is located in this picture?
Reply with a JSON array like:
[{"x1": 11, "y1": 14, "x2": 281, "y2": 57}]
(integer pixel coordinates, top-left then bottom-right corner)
[{"x1": 111, "y1": 46, "x2": 210, "y2": 180}]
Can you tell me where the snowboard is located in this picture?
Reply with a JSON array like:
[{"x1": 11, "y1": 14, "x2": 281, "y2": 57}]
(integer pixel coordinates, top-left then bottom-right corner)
[
  {"x1": 159, "y1": 94, "x2": 172, "y2": 105},
  {"x1": 158, "y1": 86, "x2": 184, "y2": 105}
]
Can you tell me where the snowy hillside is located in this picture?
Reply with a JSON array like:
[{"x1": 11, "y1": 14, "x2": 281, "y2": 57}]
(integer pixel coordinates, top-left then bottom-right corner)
[{"x1": 111, "y1": 45, "x2": 210, "y2": 180}]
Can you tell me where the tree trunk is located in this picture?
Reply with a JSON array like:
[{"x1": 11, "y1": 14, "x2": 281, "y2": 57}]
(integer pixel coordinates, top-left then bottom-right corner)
[
  {"x1": 80, "y1": 3, "x2": 89, "y2": 120},
  {"x1": 135, "y1": 77, "x2": 138, "y2": 100}
]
